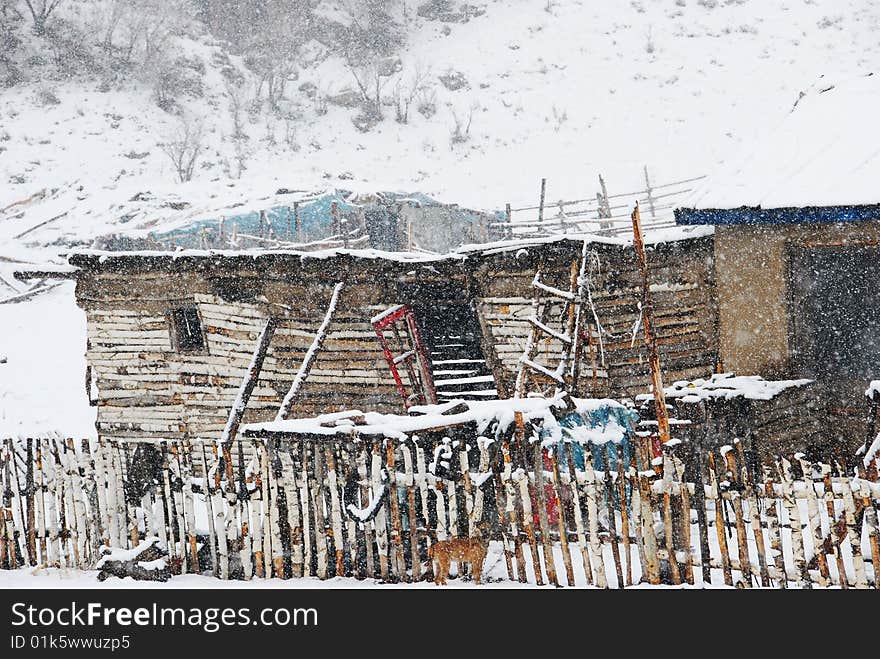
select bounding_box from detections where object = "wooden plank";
[325,446,346,578]
[583,448,609,588]
[777,458,811,589]
[531,441,559,587]
[370,442,390,581]
[386,441,407,582]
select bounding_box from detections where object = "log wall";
[79,271,425,442]
[470,236,718,399]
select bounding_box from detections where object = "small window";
[170,306,205,353]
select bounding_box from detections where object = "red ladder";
[372,304,437,409]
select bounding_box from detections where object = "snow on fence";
[0,435,878,588]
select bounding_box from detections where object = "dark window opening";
[171,306,206,353]
[790,245,880,378]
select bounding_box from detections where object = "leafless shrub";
[346,56,391,122]
[416,86,437,118]
[160,117,204,183]
[449,103,477,146]
[393,63,431,124]
[225,83,249,178]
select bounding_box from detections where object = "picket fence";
[0,435,878,588]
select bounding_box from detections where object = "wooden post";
[762,469,787,588]
[532,441,559,586]
[402,443,421,582]
[735,441,770,587]
[795,455,830,586]
[370,442,390,581]
[298,441,314,577]
[660,452,682,585]
[294,201,302,243]
[386,441,407,581]
[516,464,543,585]
[631,202,670,446]
[286,207,292,241]
[537,178,546,225]
[325,446,345,578]
[821,464,848,588]
[643,165,656,219]
[490,443,516,582]
[777,458,811,589]
[259,210,266,238]
[583,449,609,588]
[25,439,36,565]
[722,447,751,587]
[414,440,433,581]
[669,451,694,585]
[503,444,528,582]
[549,451,575,586]
[856,474,880,589]
[836,465,868,588]
[617,446,633,587]
[597,175,611,230]
[566,449,593,586]
[504,203,512,239]
[707,452,733,586]
[278,446,304,578]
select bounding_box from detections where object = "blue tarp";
[150,189,506,248]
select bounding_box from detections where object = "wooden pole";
[707,452,733,586]
[777,458,811,589]
[821,464,848,588]
[643,165,656,219]
[537,178,546,225]
[735,441,770,587]
[795,455,830,586]
[221,317,279,452]
[276,283,344,421]
[631,202,671,446]
[722,447,751,587]
[566,449,594,586]
[294,201,302,243]
[532,441,559,586]
[617,445,633,587]
[762,469,787,588]
[550,451,575,586]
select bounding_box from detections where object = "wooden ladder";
[514,239,592,400]
[372,304,438,409]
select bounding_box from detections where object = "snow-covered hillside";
[1,0,879,434]
[3,0,878,259]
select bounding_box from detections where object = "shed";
[675,72,880,451]
[24,229,716,445]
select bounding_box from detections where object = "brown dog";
[427,527,489,586]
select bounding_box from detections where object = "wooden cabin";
[60,230,717,444]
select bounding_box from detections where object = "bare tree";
[346,56,392,121]
[160,117,204,183]
[393,63,431,124]
[22,0,63,36]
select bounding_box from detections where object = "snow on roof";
[635,373,814,405]
[677,73,880,220]
[242,396,629,442]
[58,228,712,275]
